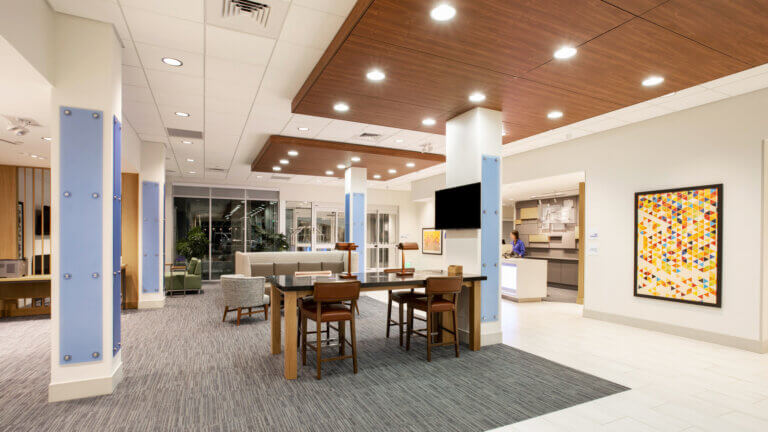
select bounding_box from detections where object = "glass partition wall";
[173,186,279,280]
[285,202,346,252]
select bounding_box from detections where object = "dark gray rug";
[0,283,626,431]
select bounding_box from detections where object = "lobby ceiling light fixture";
[553,46,577,59]
[373,174,381,179]
[279,159,289,164]
[287,150,298,156]
[642,75,665,87]
[175,112,190,117]
[272,166,281,171]
[337,164,346,169]
[388,168,397,174]
[182,140,192,144]
[430,3,456,21]
[468,92,486,103]
[547,110,563,119]
[395,139,404,143]
[422,118,436,126]
[334,102,350,112]
[406,162,415,168]
[162,57,183,67]
[366,69,385,81]
[325,170,334,175]
[42,136,52,141]
[350,156,361,162]
[188,171,196,174]
[186,158,194,162]
[297,127,309,132]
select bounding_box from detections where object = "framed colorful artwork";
[634,184,723,307]
[422,228,443,255]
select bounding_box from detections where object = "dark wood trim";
[291,0,376,112]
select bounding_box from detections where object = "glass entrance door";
[366,210,398,271]
[314,206,344,251]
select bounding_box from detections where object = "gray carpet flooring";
[0,283,626,432]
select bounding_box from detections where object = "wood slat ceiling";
[251,135,445,181]
[292,0,767,144]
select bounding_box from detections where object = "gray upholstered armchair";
[221,274,269,325]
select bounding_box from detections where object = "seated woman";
[509,230,526,257]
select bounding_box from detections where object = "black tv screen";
[435,182,481,229]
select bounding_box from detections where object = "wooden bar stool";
[406,276,462,362]
[386,289,425,346]
[301,280,361,379]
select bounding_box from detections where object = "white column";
[138,141,166,308]
[49,14,122,402]
[445,107,503,346]
[345,167,367,272]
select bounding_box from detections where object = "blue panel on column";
[353,193,365,272]
[142,181,159,293]
[59,106,103,364]
[480,155,500,322]
[344,193,351,243]
[112,116,122,356]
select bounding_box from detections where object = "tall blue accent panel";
[480,155,500,322]
[112,117,122,356]
[59,106,103,364]
[352,193,365,272]
[344,193,351,243]
[142,182,160,293]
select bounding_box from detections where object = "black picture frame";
[633,184,723,308]
[421,228,443,255]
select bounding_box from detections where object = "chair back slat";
[313,280,361,302]
[425,276,462,295]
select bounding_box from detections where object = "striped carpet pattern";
[0,283,626,431]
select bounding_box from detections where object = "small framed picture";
[422,228,443,255]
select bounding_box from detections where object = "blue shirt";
[512,239,526,256]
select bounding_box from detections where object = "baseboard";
[458,328,503,347]
[501,294,542,303]
[48,362,123,402]
[138,299,165,309]
[584,309,768,353]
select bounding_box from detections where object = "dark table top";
[269,270,487,291]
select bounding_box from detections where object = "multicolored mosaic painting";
[634,185,722,307]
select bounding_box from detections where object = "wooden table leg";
[469,280,481,350]
[283,291,298,380]
[270,284,281,355]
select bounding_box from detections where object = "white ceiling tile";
[146,69,204,95]
[205,25,275,65]
[122,65,149,87]
[292,0,357,17]
[205,57,265,93]
[656,89,730,111]
[314,120,368,142]
[50,0,131,40]
[119,0,204,23]
[205,95,253,117]
[138,134,169,144]
[123,101,165,135]
[134,42,204,76]
[154,91,203,111]
[281,114,333,137]
[122,41,141,67]
[205,78,258,102]
[158,107,203,130]
[708,72,768,97]
[122,84,154,104]
[576,117,628,133]
[205,111,248,136]
[279,4,344,50]
[607,103,672,123]
[122,6,204,53]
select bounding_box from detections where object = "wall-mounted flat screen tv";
[435,182,481,229]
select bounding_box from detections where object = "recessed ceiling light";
[325,170,334,175]
[388,168,397,174]
[373,174,381,179]
[42,136,51,141]
[162,57,183,67]
[553,46,577,59]
[366,69,385,81]
[188,171,196,174]
[182,140,192,144]
[406,162,416,168]
[272,166,281,171]
[256,175,263,179]
[336,164,346,169]
[547,110,563,119]
[642,75,664,87]
[175,112,190,117]
[350,156,361,162]
[334,102,350,112]
[502,129,508,136]
[468,92,486,103]
[186,158,194,162]
[37,156,46,160]
[279,159,289,164]
[430,4,456,21]
[422,118,436,126]
[297,127,309,132]
[30,154,38,158]
[395,139,404,143]
[287,150,298,156]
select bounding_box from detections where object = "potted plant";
[176,226,209,261]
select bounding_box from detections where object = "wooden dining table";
[269,271,487,379]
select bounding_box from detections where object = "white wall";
[121,120,141,173]
[0,0,54,83]
[502,87,768,350]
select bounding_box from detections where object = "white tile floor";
[491,300,768,431]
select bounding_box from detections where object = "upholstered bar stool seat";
[386,290,426,346]
[300,301,354,322]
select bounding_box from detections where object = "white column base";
[138,298,165,309]
[458,321,503,346]
[48,361,123,402]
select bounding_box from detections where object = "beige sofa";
[234,251,359,278]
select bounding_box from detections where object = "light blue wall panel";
[142,181,160,293]
[353,192,365,272]
[480,155,500,322]
[344,193,351,243]
[59,106,103,364]
[112,117,122,356]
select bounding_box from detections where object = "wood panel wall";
[0,166,18,259]
[121,173,139,309]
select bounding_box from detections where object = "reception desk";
[501,258,547,302]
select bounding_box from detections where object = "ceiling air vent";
[357,132,381,142]
[206,168,227,173]
[270,174,292,181]
[223,0,270,27]
[167,128,204,140]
